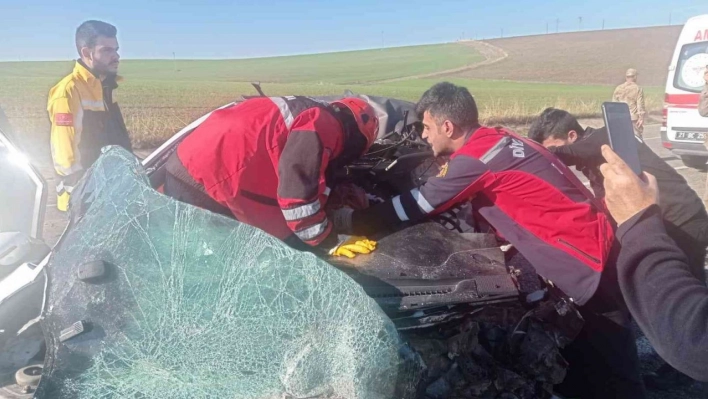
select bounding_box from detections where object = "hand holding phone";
[602,102,642,175]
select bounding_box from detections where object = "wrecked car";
[0,91,583,399]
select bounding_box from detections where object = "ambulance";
[662,14,708,169]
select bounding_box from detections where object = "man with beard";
[47,20,132,212]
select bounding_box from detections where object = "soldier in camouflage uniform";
[700,66,708,208]
[700,65,708,118]
[613,68,646,137]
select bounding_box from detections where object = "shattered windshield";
[37,146,422,398]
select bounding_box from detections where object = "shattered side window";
[38,147,422,398]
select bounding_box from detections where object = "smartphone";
[602,102,642,175]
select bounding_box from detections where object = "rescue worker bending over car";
[337,82,613,306]
[163,96,378,256]
[333,82,646,398]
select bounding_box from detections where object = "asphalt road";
[574,121,707,192]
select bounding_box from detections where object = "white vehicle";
[662,14,708,169]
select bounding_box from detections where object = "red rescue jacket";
[354,126,615,305]
[173,96,349,246]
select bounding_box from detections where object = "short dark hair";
[75,20,117,55]
[415,82,479,129]
[528,108,585,143]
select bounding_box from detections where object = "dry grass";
[450,26,681,86]
[480,93,664,126]
[1,77,664,161]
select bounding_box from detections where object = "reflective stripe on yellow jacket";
[47,60,131,211]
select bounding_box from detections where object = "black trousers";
[163,170,312,251]
[556,308,646,399]
[555,244,647,399]
[163,171,234,218]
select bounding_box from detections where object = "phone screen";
[602,102,642,175]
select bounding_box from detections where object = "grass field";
[0,44,483,84]
[0,36,667,159]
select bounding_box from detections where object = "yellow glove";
[329,236,377,258]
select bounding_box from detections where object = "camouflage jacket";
[613,82,646,121]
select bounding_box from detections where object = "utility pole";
[556,18,560,33]
[578,16,583,31]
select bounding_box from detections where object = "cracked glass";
[37,146,422,399]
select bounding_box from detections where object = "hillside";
[0,43,483,85]
[0,28,673,154]
[449,25,681,86]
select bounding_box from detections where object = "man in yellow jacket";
[47,20,132,211]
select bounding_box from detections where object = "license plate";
[675,131,706,141]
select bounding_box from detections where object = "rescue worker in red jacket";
[163,96,379,255]
[334,82,645,398]
[339,83,614,306]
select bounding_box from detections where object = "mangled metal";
[37,147,423,399]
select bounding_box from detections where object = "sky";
[1,0,708,61]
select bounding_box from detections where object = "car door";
[0,125,47,240]
[0,123,50,398]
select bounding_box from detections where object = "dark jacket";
[616,205,708,381]
[352,126,615,306]
[550,127,707,230]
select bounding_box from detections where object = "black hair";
[75,20,117,55]
[528,108,585,143]
[415,82,478,129]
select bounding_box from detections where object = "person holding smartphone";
[600,144,708,383]
[529,108,708,284]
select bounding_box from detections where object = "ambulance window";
[674,42,708,93]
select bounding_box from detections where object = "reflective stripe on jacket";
[47,60,132,211]
[353,126,615,305]
[171,96,346,246]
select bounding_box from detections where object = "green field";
[0,42,663,155]
[0,44,483,84]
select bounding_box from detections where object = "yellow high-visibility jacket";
[47,60,132,211]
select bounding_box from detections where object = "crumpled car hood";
[37,146,422,399]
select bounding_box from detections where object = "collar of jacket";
[73,59,123,87]
[462,124,482,144]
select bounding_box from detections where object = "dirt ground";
[448,26,681,86]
